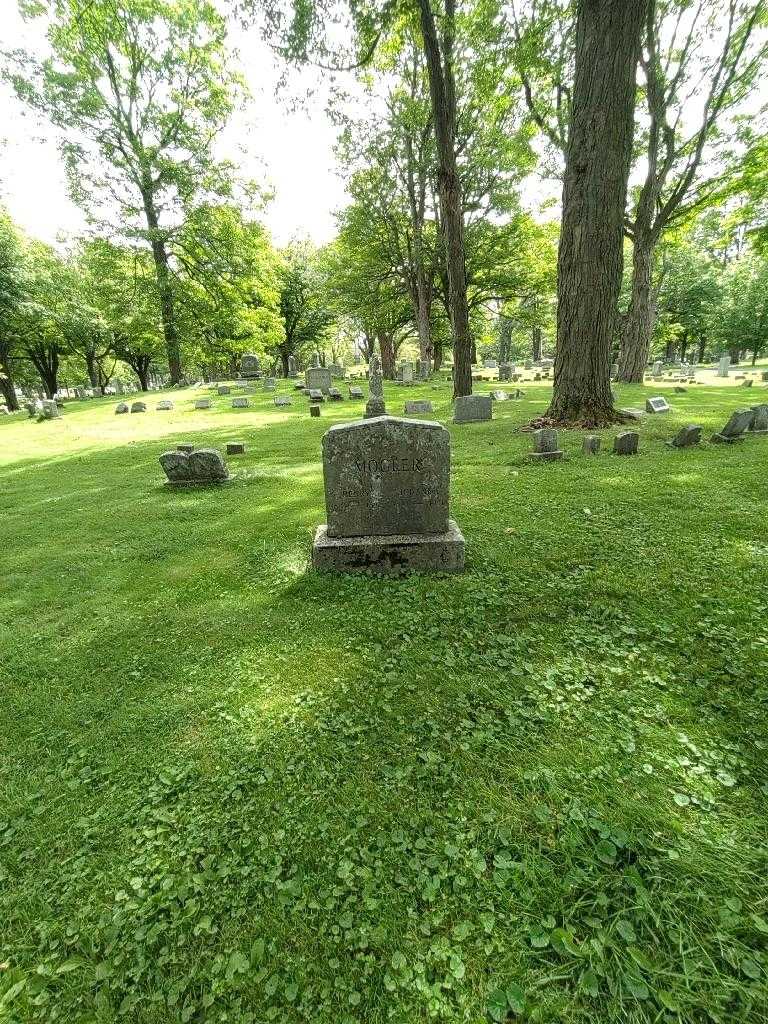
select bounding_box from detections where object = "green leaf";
[741,956,761,979]
[579,968,599,997]
[623,972,649,1000]
[596,839,617,864]
[505,983,525,1014]
[486,987,508,1022]
[615,919,637,943]
[551,927,582,957]
[673,792,690,807]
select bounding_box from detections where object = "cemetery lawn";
[2,379,768,1024]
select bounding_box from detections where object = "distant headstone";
[115,402,130,415]
[614,431,639,455]
[40,399,61,419]
[454,394,492,423]
[194,398,212,410]
[240,353,260,378]
[156,400,173,410]
[404,400,433,414]
[498,364,512,382]
[717,355,730,377]
[288,355,298,376]
[305,366,332,394]
[159,449,229,485]
[674,386,687,394]
[307,388,325,402]
[274,395,292,407]
[761,371,768,382]
[311,352,321,368]
[310,405,321,417]
[530,428,564,461]
[749,404,768,433]
[583,435,601,454]
[711,409,754,443]
[312,416,465,573]
[534,373,542,381]
[131,401,147,413]
[645,396,671,413]
[524,360,533,370]
[398,363,414,384]
[217,385,231,395]
[226,442,245,455]
[483,359,498,369]
[365,356,386,418]
[667,424,702,448]
[177,443,195,453]
[263,377,277,390]
[232,396,249,408]
[741,379,754,388]
[349,385,364,399]
[328,386,344,401]
[490,390,509,401]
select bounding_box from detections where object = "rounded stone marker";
[130,401,147,413]
[226,442,245,455]
[310,405,321,417]
[188,449,229,482]
[115,402,130,414]
[177,443,194,453]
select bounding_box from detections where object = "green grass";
[1,378,767,1024]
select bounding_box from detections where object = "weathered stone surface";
[741,379,754,388]
[160,449,229,484]
[40,399,61,419]
[404,400,433,414]
[365,356,386,418]
[226,442,245,455]
[645,396,671,413]
[217,385,231,395]
[232,396,249,408]
[454,394,492,423]
[322,416,450,538]
[307,389,324,402]
[583,435,601,454]
[310,405,321,417]
[194,398,211,409]
[115,402,130,414]
[349,386,364,399]
[240,353,260,377]
[667,424,702,448]
[159,451,193,482]
[274,396,292,406]
[177,443,195,453]
[749,404,768,433]
[614,431,639,455]
[305,367,332,394]
[490,391,509,402]
[156,400,173,410]
[674,386,687,394]
[498,364,512,382]
[263,377,277,390]
[712,409,754,443]
[530,428,563,461]
[328,387,344,401]
[130,401,147,413]
[717,355,730,377]
[312,521,465,573]
[483,359,498,369]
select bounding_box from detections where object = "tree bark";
[27,345,59,398]
[532,325,542,363]
[0,348,19,411]
[378,331,396,379]
[618,229,655,382]
[417,0,472,399]
[547,0,646,426]
[697,336,706,363]
[141,184,182,385]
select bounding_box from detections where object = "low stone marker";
[749,404,768,433]
[483,359,498,369]
[177,443,195,453]
[306,366,332,395]
[226,442,245,455]
[530,428,564,461]
[454,394,492,423]
[328,387,344,401]
[310,405,321,417]
[40,399,61,419]
[741,379,754,388]
[349,385,364,399]
[614,431,639,455]
[131,401,147,413]
[274,396,292,407]
[583,435,601,454]
[217,385,231,395]
[711,409,754,444]
[667,424,702,448]
[156,400,173,410]
[646,396,670,413]
[404,400,433,414]
[232,397,249,408]
[159,448,229,485]
[490,391,509,402]
[761,371,768,382]
[115,402,130,414]
[194,398,212,410]
[674,386,687,394]
[312,416,465,573]
[498,364,512,382]
[264,377,277,390]
[294,382,306,390]
[308,388,325,402]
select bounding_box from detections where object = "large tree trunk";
[0,348,19,411]
[378,331,396,379]
[547,0,646,426]
[697,336,706,363]
[141,185,182,386]
[532,325,542,362]
[27,345,59,398]
[85,350,99,389]
[413,271,433,366]
[433,335,443,371]
[617,229,655,382]
[418,0,472,399]
[279,349,290,377]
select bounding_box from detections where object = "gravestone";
[741,379,754,388]
[310,405,321,417]
[274,395,292,407]
[534,373,542,381]
[156,400,173,411]
[398,363,414,384]
[674,386,687,394]
[454,394,492,423]
[177,443,195,453]
[652,361,663,376]
[761,371,768,382]
[483,359,498,370]
[749,404,768,433]
[404,400,433,414]
[311,352,321,368]
[232,397,249,408]
[194,398,212,410]
[308,388,325,402]
[226,442,245,455]
[646,396,671,413]
[491,390,509,401]
[305,366,332,394]
[530,428,564,461]
[264,377,277,390]
[614,431,639,455]
[328,387,344,401]
[365,356,386,418]
[349,385,364,399]
[288,355,298,376]
[583,435,601,454]
[294,382,306,390]
[312,416,465,573]
[115,402,130,414]
[711,409,754,444]
[40,399,61,419]
[131,401,147,413]
[717,355,730,377]
[240,353,260,378]
[159,448,229,485]
[667,425,702,448]
[524,360,533,370]
[498,364,512,382]
[217,385,231,395]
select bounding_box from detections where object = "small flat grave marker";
[614,431,639,455]
[583,435,601,454]
[404,400,433,414]
[194,398,212,410]
[667,425,702,448]
[454,394,492,423]
[646,396,670,413]
[711,409,754,443]
[226,442,245,455]
[530,428,564,461]
[232,397,249,408]
[274,396,292,407]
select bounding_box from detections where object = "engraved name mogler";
[353,456,424,474]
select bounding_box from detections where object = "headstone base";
[529,450,564,461]
[710,433,742,444]
[312,520,465,574]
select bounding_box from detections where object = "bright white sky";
[0,4,350,248]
